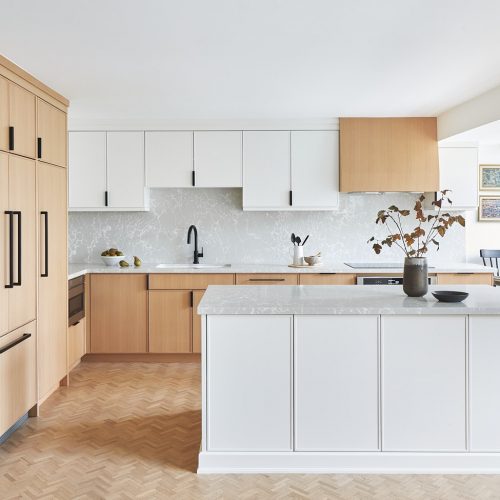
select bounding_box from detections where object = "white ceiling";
[2,0,500,122]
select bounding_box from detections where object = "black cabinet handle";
[8,126,14,150]
[248,278,286,282]
[13,211,21,287]
[41,211,49,277]
[37,137,42,159]
[0,333,31,355]
[192,171,196,187]
[190,290,194,307]
[289,190,293,206]
[4,211,14,288]
[105,191,108,207]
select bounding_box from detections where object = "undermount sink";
[156,263,231,269]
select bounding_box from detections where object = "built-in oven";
[68,275,85,326]
[357,276,437,285]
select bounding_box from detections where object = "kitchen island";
[198,285,500,473]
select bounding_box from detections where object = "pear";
[119,260,129,268]
[133,256,142,267]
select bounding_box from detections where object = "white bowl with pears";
[101,248,125,266]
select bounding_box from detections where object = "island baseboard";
[198,451,500,474]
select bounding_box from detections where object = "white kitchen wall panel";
[194,131,242,187]
[106,132,146,209]
[69,132,107,208]
[291,131,339,209]
[206,315,292,451]
[145,131,193,187]
[294,315,379,451]
[243,131,291,210]
[438,145,478,209]
[382,315,466,452]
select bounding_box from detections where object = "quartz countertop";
[198,285,500,315]
[68,262,494,280]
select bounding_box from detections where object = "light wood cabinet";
[299,273,356,285]
[0,76,8,151]
[149,290,192,353]
[148,273,233,290]
[0,320,37,436]
[7,155,37,332]
[339,117,439,192]
[90,274,148,353]
[37,98,67,167]
[8,81,36,159]
[192,290,204,353]
[68,318,86,370]
[0,154,8,336]
[437,273,493,285]
[38,162,68,400]
[236,273,298,285]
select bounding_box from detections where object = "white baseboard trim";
[198,451,500,474]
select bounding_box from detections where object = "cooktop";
[345,262,435,269]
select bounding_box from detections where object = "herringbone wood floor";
[2,362,500,499]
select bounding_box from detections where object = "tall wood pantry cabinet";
[0,54,69,436]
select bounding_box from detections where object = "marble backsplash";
[68,189,466,265]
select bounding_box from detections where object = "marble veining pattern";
[69,189,466,265]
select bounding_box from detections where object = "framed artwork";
[479,164,500,190]
[479,196,500,221]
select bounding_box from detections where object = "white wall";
[466,145,500,264]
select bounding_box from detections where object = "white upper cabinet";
[69,132,107,209]
[107,132,146,209]
[291,131,339,209]
[438,145,478,209]
[243,131,291,209]
[194,131,242,187]
[69,131,147,211]
[145,131,193,188]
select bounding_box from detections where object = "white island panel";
[206,315,292,451]
[382,315,466,452]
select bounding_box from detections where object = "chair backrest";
[480,249,500,275]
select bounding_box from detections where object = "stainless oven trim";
[357,276,437,285]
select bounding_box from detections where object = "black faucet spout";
[187,225,203,264]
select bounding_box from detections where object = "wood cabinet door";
[0,320,37,436]
[192,290,205,353]
[242,131,290,209]
[194,131,242,187]
[206,315,292,451]
[295,315,379,451]
[37,99,67,167]
[68,132,107,208]
[0,76,8,152]
[90,274,148,353]
[8,82,36,159]
[437,273,493,285]
[0,153,8,335]
[8,156,36,332]
[106,131,146,208]
[149,290,192,353]
[291,131,339,209]
[37,162,68,400]
[145,131,193,187]
[235,273,298,285]
[68,318,86,370]
[382,315,466,451]
[299,273,356,285]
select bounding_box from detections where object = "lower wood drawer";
[68,318,86,370]
[236,274,298,285]
[437,273,493,285]
[149,273,234,290]
[300,274,357,285]
[0,321,37,436]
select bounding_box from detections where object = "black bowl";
[432,291,469,303]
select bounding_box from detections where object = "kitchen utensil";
[302,235,309,246]
[432,290,469,303]
[291,233,296,246]
[295,236,301,246]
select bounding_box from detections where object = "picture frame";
[479,196,500,221]
[479,164,500,190]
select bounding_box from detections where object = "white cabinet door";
[145,131,193,187]
[295,315,379,451]
[291,131,339,209]
[107,132,146,209]
[438,146,478,209]
[382,315,466,451]
[69,132,107,208]
[243,131,290,210]
[207,315,292,451]
[469,316,500,451]
[194,131,242,187]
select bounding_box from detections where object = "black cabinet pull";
[105,191,108,207]
[192,171,196,187]
[248,278,286,282]
[4,211,14,288]
[13,211,21,286]
[41,211,49,277]
[8,126,14,150]
[0,333,31,355]
[37,137,42,159]
[289,190,293,206]
[190,290,194,307]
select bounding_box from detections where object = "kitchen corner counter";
[68,262,495,280]
[198,284,500,315]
